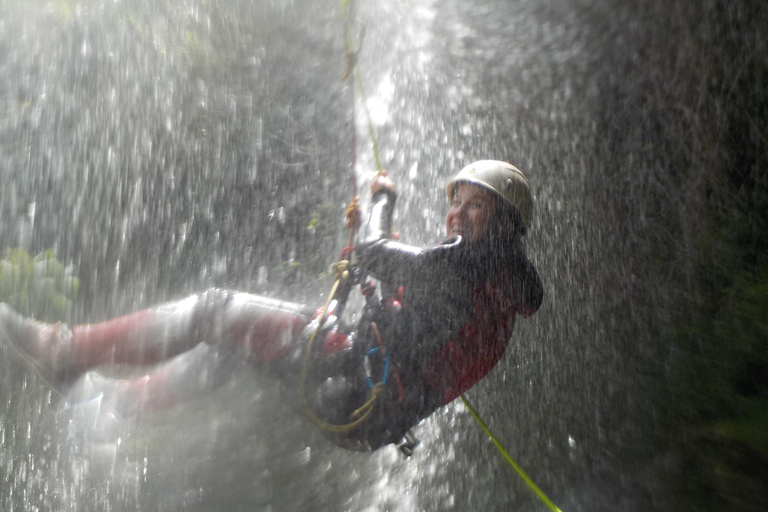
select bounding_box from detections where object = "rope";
[460,395,563,512]
[296,0,396,437]
[341,0,383,174]
[341,0,358,200]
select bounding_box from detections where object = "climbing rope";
[297,0,400,436]
[460,395,563,512]
[341,0,383,174]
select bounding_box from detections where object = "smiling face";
[445,183,499,243]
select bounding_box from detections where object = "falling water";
[2,0,767,511]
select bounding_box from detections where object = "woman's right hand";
[370,170,395,196]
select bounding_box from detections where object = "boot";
[0,302,75,379]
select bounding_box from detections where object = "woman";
[0,160,542,452]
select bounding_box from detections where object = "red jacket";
[422,265,539,404]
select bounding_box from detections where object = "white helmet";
[446,160,533,229]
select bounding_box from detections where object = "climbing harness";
[297,254,396,439]
[298,254,402,438]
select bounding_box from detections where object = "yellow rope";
[341,0,384,173]
[460,395,563,512]
[295,0,394,437]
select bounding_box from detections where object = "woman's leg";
[1,290,314,378]
[220,292,314,363]
[68,343,239,417]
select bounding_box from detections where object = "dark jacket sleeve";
[361,237,469,287]
[358,188,465,287]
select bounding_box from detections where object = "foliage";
[0,247,79,322]
[51,0,73,21]
[657,0,768,468]
[673,260,768,424]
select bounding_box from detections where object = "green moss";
[0,247,79,322]
[51,0,73,22]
